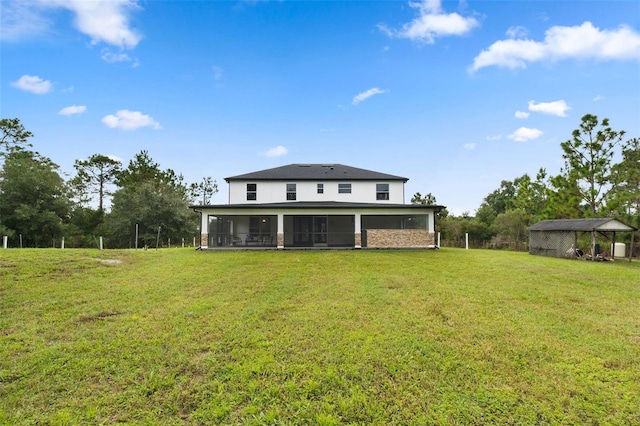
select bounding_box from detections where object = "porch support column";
[277,213,284,249]
[200,211,208,249]
[354,213,362,249]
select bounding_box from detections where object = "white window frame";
[338,183,351,194]
[376,183,389,200]
[286,183,297,200]
[247,183,257,201]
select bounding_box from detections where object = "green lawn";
[1,248,639,425]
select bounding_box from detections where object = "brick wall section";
[200,233,208,247]
[366,229,435,248]
[277,233,284,247]
[355,233,361,247]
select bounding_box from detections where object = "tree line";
[413,114,639,249]
[0,118,217,248]
[2,114,637,249]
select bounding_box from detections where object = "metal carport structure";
[528,218,637,261]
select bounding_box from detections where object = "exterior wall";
[529,231,575,258]
[365,229,435,248]
[229,180,404,204]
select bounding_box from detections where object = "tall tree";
[106,150,196,248]
[189,177,219,205]
[116,150,185,192]
[411,191,448,219]
[475,177,522,226]
[0,118,33,157]
[0,150,70,246]
[545,174,583,219]
[560,114,625,216]
[71,154,122,212]
[106,181,197,248]
[608,137,640,226]
[513,168,549,224]
[411,192,437,205]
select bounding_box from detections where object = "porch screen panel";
[362,215,429,231]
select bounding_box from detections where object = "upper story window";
[376,183,389,200]
[317,183,324,194]
[338,183,351,194]
[287,183,297,200]
[247,183,257,201]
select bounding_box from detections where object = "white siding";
[229,180,404,204]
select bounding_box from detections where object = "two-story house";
[191,163,444,249]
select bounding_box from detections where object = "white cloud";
[379,0,479,43]
[0,1,52,41]
[593,94,604,101]
[41,0,142,49]
[486,134,502,141]
[463,143,476,151]
[2,0,141,49]
[10,74,52,94]
[471,21,640,72]
[102,110,161,130]
[58,105,87,116]
[508,127,543,142]
[101,49,138,66]
[528,100,571,117]
[506,26,528,39]
[515,110,530,119]
[352,87,386,105]
[264,145,288,157]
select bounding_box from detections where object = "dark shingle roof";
[528,218,636,232]
[225,164,408,182]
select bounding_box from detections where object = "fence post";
[61,237,65,249]
[437,232,441,248]
[3,236,7,249]
[465,233,469,250]
[99,236,104,250]
[182,238,185,248]
[193,237,196,247]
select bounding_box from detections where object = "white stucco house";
[191,164,444,249]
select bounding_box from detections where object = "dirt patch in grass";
[77,311,123,323]
[95,259,124,265]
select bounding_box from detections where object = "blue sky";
[2,0,639,214]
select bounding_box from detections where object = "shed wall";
[529,230,575,258]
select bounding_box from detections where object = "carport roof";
[528,218,637,232]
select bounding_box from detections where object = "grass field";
[1,248,639,425]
